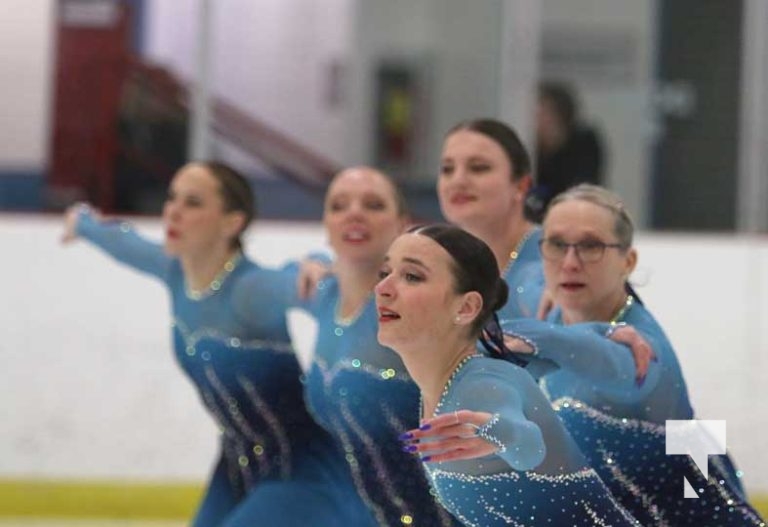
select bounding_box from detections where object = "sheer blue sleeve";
[569,321,663,396]
[276,255,334,317]
[501,319,662,394]
[76,209,171,281]
[502,262,545,319]
[451,370,546,471]
[228,265,303,338]
[269,261,304,307]
[272,253,330,316]
[303,251,333,265]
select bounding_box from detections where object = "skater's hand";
[62,203,98,244]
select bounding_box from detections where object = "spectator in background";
[526,81,605,222]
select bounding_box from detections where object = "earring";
[454,315,461,324]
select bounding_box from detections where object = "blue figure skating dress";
[296,276,461,526]
[76,211,373,527]
[423,354,641,527]
[498,227,545,321]
[501,299,765,526]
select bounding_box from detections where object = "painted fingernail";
[420,455,432,462]
[399,432,414,440]
[402,445,418,453]
[419,423,432,431]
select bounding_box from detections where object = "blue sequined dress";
[76,211,373,527]
[498,227,545,321]
[295,276,461,527]
[423,355,640,527]
[501,302,765,526]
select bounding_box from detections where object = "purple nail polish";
[419,423,432,431]
[399,432,414,440]
[420,455,432,462]
[402,445,418,453]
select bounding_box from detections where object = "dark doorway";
[652,0,743,230]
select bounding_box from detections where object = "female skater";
[418,185,765,526]
[62,161,371,527]
[291,166,461,526]
[376,224,640,526]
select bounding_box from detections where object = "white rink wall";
[1,215,766,494]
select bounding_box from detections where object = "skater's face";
[438,130,528,231]
[542,199,636,323]
[375,232,481,354]
[162,164,245,257]
[324,167,407,266]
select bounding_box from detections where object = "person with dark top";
[527,81,604,222]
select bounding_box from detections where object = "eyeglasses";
[538,238,626,263]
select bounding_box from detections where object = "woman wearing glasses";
[436,119,653,378]
[500,184,763,525]
[431,121,762,523]
[438,119,645,349]
[377,224,641,526]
